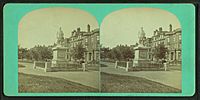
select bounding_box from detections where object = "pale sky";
[100,8,181,48]
[18,7,99,49]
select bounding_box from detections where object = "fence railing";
[33,61,51,72]
[114,61,130,71]
[114,60,168,72]
[101,59,116,63]
[33,60,98,72]
[18,59,34,63]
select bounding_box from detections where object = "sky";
[100,8,181,48]
[18,7,99,49]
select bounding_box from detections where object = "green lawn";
[18,73,99,92]
[168,64,182,71]
[101,72,181,93]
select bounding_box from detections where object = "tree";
[120,45,134,60]
[110,45,134,61]
[111,48,121,60]
[152,43,168,62]
[18,45,28,60]
[18,45,22,59]
[71,43,86,61]
[25,49,32,60]
[100,44,135,61]
[100,47,110,59]
[18,44,54,61]
[30,47,41,61]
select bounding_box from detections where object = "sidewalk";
[18,62,100,89]
[101,62,181,89]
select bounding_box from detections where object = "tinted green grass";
[18,73,99,92]
[101,72,181,93]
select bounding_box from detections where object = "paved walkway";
[18,62,100,89]
[101,62,181,89]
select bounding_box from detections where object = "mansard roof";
[173,28,181,33]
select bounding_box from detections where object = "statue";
[52,27,67,68]
[56,27,64,46]
[138,27,146,46]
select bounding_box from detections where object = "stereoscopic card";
[3,3,196,97]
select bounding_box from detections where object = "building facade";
[139,24,181,64]
[57,24,100,63]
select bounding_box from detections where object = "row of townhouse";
[140,24,181,64]
[60,24,100,63]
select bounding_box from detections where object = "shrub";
[18,64,26,68]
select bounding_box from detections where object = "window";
[66,55,69,59]
[85,38,88,42]
[97,36,100,41]
[171,52,174,60]
[91,37,93,42]
[179,35,181,40]
[174,37,176,42]
[89,53,92,61]
[178,52,181,60]
[96,53,99,60]
[79,35,81,39]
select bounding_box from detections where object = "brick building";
[139,24,181,64]
[58,24,100,63]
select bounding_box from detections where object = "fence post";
[115,61,118,68]
[164,63,167,71]
[126,61,129,72]
[132,60,136,67]
[44,62,51,72]
[82,63,86,71]
[133,63,135,67]
[33,61,36,69]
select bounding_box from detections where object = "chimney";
[72,30,76,36]
[87,24,90,32]
[169,24,172,32]
[159,27,162,32]
[77,27,80,33]
[154,31,156,35]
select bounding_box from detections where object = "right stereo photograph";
[100,8,182,93]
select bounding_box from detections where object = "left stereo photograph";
[18,7,100,93]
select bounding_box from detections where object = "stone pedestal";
[133,44,150,67]
[51,45,67,67]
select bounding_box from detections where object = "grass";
[100,64,108,67]
[18,73,99,93]
[168,64,182,71]
[86,64,100,71]
[18,64,26,68]
[101,72,181,93]
[35,61,45,68]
